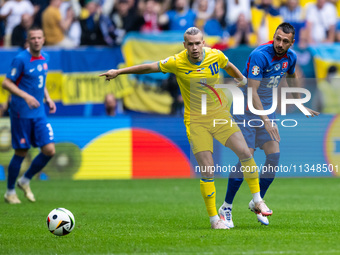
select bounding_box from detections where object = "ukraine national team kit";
[235,40,297,148]
[7,49,54,149]
[159,47,262,222]
[159,47,240,154]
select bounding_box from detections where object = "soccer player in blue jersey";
[2,27,56,204]
[219,23,319,227]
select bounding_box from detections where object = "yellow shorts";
[184,110,241,154]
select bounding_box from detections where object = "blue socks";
[225,161,243,204]
[225,152,280,204]
[24,153,52,179]
[260,152,280,198]
[7,155,25,190]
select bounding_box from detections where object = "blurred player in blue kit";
[2,27,56,204]
[219,23,319,227]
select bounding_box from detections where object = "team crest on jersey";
[282,61,288,69]
[196,68,205,72]
[37,64,43,72]
[161,58,169,64]
[252,65,260,76]
[43,63,48,70]
[11,68,17,76]
[275,63,280,71]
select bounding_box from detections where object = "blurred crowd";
[0,0,339,117]
[0,0,339,49]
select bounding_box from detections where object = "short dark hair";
[276,23,295,40]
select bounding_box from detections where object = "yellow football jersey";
[159,47,229,120]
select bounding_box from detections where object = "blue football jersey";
[7,49,49,118]
[241,41,297,106]
[167,9,196,31]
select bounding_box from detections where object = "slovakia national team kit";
[233,41,297,148]
[7,49,54,149]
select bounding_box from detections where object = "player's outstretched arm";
[286,73,320,117]
[248,78,281,142]
[44,87,56,114]
[223,62,247,87]
[99,62,161,81]
[2,78,40,109]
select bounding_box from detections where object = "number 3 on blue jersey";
[38,75,44,88]
[209,62,219,75]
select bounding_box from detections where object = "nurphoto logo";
[200,85,312,128]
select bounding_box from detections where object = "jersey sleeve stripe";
[15,72,24,86]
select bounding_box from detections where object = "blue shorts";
[233,111,277,150]
[10,116,54,149]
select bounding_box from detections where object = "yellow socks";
[240,156,260,194]
[200,178,218,217]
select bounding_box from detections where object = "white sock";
[252,192,262,203]
[210,215,220,224]
[6,189,16,195]
[222,201,232,210]
[18,176,30,185]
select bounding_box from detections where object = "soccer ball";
[47,208,75,236]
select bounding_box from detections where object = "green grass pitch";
[1,178,340,255]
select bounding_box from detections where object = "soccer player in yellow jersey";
[100,27,273,229]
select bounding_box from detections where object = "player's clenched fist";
[99,69,119,81]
